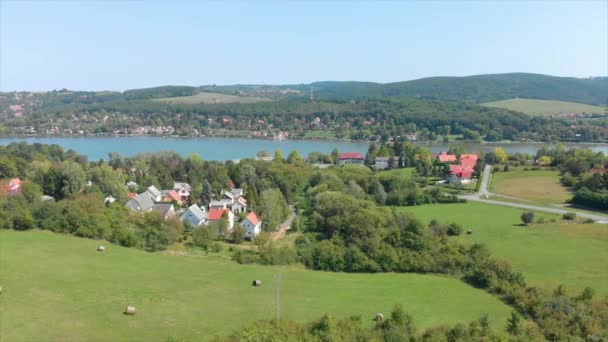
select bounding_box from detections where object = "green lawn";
[481,98,607,116]
[491,170,572,204]
[0,230,512,342]
[404,202,608,295]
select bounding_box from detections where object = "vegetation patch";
[492,170,572,204]
[153,91,272,104]
[482,98,607,116]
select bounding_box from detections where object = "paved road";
[459,165,608,223]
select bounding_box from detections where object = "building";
[151,203,176,221]
[459,154,479,167]
[435,152,457,163]
[207,208,235,232]
[240,212,262,239]
[161,190,181,205]
[173,182,191,201]
[125,193,155,212]
[337,152,365,165]
[180,204,207,227]
[374,156,391,170]
[145,185,162,202]
[448,164,474,184]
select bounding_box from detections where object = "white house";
[240,212,262,239]
[180,204,207,227]
[207,208,235,233]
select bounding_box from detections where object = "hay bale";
[0,286,3,295]
[97,245,105,252]
[374,313,384,322]
[466,230,473,235]
[124,306,136,315]
[252,280,262,287]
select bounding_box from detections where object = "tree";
[20,182,42,203]
[230,225,246,244]
[505,311,521,335]
[330,148,339,164]
[286,150,302,164]
[494,147,508,164]
[192,227,210,254]
[520,212,534,226]
[274,149,283,162]
[258,189,290,231]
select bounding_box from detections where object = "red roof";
[208,208,229,221]
[165,190,180,202]
[245,212,261,226]
[338,152,364,160]
[128,192,137,199]
[437,154,457,163]
[449,164,473,179]
[9,178,21,187]
[459,154,479,166]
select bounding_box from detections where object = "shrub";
[520,212,534,226]
[562,212,576,220]
[447,223,463,236]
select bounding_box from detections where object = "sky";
[1,1,607,91]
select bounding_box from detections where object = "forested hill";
[202,73,608,106]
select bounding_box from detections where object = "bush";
[562,212,576,220]
[583,218,595,224]
[210,242,223,253]
[503,165,510,172]
[520,212,534,226]
[447,223,463,236]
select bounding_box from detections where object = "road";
[270,206,296,241]
[459,165,608,223]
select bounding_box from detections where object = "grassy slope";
[481,98,607,116]
[404,202,608,295]
[0,230,511,342]
[153,92,272,104]
[491,170,572,204]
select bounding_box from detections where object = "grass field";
[481,98,607,116]
[0,230,512,341]
[154,91,272,104]
[491,170,572,204]
[404,202,608,295]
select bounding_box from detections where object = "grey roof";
[173,182,191,191]
[152,203,174,218]
[231,188,244,197]
[133,193,155,211]
[40,195,55,201]
[375,157,390,161]
[182,204,207,221]
[146,185,161,198]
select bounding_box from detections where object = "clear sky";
[1,1,607,91]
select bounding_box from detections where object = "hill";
[481,98,608,116]
[153,91,272,104]
[201,73,608,106]
[0,230,512,341]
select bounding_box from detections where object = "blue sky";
[1,1,607,91]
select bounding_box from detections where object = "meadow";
[154,91,272,104]
[0,230,512,342]
[481,98,607,116]
[405,202,608,295]
[491,170,571,204]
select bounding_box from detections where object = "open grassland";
[404,202,608,295]
[491,170,572,204]
[481,98,607,116]
[153,91,272,104]
[0,230,511,342]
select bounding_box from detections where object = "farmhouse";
[180,204,207,227]
[240,212,262,239]
[337,152,365,165]
[207,208,235,232]
[448,164,474,184]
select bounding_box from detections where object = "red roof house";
[436,152,457,163]
[337,152,365,165]
[207,207,235,232]
[448,165,474,183]
[459,154,479,167]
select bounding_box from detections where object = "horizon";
[1,1,607,91]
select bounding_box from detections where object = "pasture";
[481,98,607,116]
[0,230,511,342]
[154,91,272,104]
[491,170,572,204]
[405,202,608,295]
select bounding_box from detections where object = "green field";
[481,98,607,116]
[405,202,608,295]
[491,170,572,204]
[154,91,272,104]
[0,230,512,341]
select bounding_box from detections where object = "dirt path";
[270,206,296,241]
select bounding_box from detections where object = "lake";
[1,136,608,161]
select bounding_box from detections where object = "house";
[209,199,232,210]
[231,188,244,198]
[448,164,474,184]
[459,154,479,167]
[180,204,208,227]
[127,192,137,199]
[145,185,162,202]
[231,197,247,214]
[374,156,391,170]
[161,190,181,205]
[240,212,262,239]
[173,182,191,201]
[337,152,365,165]
[8,178,22,195]
[125,192,155,212]
[435,152,457,163]
[151,203,176,221]
[207,208,235,232]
